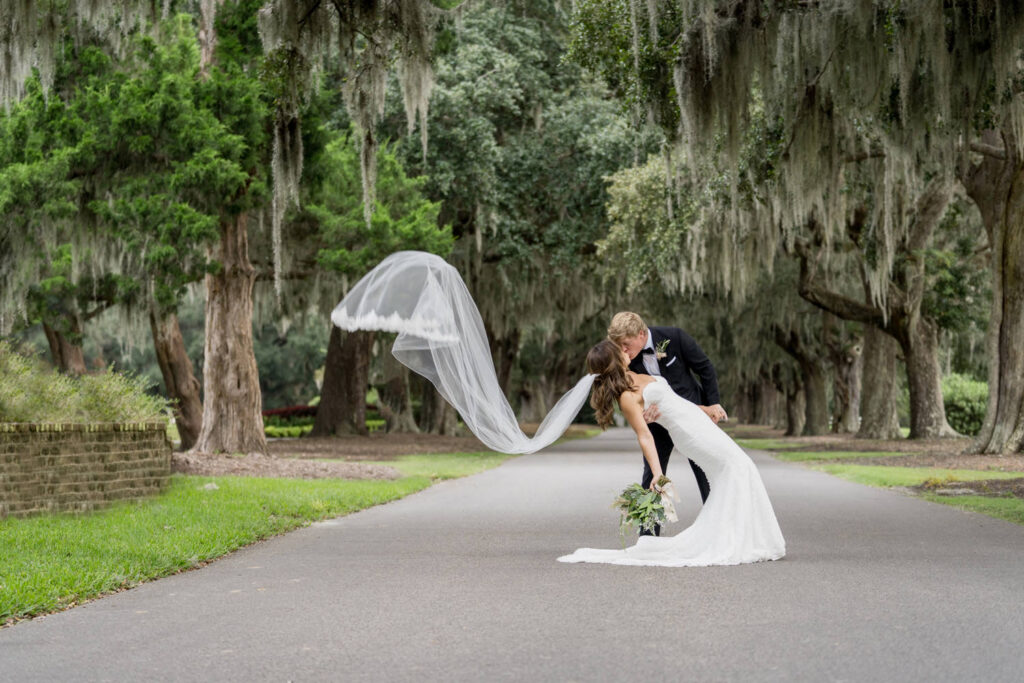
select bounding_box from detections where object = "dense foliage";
[0,341,168,423]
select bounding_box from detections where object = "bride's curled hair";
[588,339,635,429]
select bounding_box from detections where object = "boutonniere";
[655,339,670,360]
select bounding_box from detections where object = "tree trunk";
[826,323,862,434]
[857,325,903,439]
[785,384,806,437]
[753,376,782,426]
[191,213,266,455]
[489,328,520,394]
[312,325,373,437]
[734,381,755,424]
[517,380,550,423]
[42,321,86,375]
[377,362,419,434]
[417,376,458,435]
[150,309,203,450]
[800,358,830,435]
[894,315,958,439]
[774,325,829,435]
[749,376,778,423]
[961,129,1024,454]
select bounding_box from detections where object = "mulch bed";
[172,431,490,480]
[265,432,486,460]
[172,452,402,480]
[915,478,1024,498]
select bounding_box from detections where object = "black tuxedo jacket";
[628,326,721,406]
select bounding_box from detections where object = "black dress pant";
[639,422,710,537]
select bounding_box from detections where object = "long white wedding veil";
[331,251,596,454]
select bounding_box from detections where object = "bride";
[557,340,786,567]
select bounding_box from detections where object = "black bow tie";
[641,348,655,355]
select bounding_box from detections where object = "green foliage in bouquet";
[613,476,672,540]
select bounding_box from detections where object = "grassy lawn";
[773,450,905,462]
[815,464,1024,488]
[815,463,1024,526]
[923,494,1024,526]
[0,452,510,624]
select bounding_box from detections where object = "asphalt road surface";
[3,428,1024,682]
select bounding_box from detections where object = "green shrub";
[264,425,313,438]
[0,341,168,424]
[262,421,386,438]
[263,415,315,428]
[942,373,987,436]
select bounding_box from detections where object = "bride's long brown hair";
[588,339,635,429]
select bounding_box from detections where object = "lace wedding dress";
[558,376,786,567]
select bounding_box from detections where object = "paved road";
[3,429,1024,682]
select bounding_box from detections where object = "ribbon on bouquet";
[654,478,679,523]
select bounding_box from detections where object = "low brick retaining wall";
[0,422,171,519]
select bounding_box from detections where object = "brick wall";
[0,422,171,519]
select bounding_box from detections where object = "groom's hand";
[642,405,660,423]
[701,404,728,423]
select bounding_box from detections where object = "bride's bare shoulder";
[620,372,654,404]
[626,371,656,390]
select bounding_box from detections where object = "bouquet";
[612,475,678,541]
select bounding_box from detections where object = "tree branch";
[906,175,954,251]
[970,140,1006,160]
[796,248,888,330]
[844,149,886,163]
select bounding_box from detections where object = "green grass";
[817,464,1024,526]
[923,494,1024,526]
[773,450,905,462]
[815,464,1024,488]
[734,438,797,451]
[0,451,510,624]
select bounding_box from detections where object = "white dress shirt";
[642,328,661,376]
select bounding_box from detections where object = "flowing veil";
[331,251,595,454]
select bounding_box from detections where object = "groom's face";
[618,330,647,361]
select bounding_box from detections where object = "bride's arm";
[619,391,663,487]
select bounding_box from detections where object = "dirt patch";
[264,432,487,461]
[172,452,402,480]
[845,453,1024,471]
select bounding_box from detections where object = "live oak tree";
[2,0,448,448]
[571,0,1024,449]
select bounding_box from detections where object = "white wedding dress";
[558,376,786,567]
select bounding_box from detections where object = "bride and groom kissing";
[556,311,785,567]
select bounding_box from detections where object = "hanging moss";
[572,1,1024,304]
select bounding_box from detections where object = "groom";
[608,311,728,536]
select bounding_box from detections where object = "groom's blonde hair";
[607,311,646,342]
